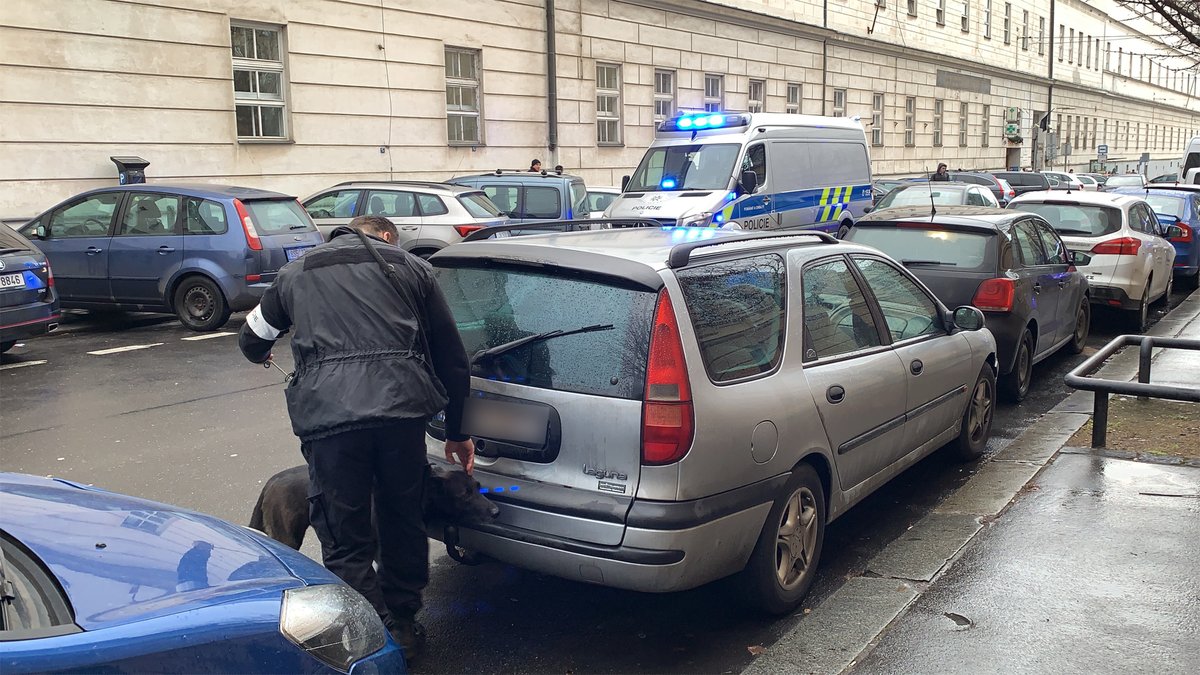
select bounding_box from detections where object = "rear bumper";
[0,304,60,342]
[1088,285,1137,310]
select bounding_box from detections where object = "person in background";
[554,164,564,174]
[529,159,542,172]
[930,163,951,181]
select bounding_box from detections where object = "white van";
[1183,136,1200,183]
[607,113,872,236]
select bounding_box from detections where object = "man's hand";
[444,439,476,474]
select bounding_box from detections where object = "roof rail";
[486,168,567,177]
[331,180,450,188]
[462,217,661,242]
[667,230,837,268]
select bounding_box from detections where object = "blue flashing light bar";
[660,112,751,133]
[660,177,677,189]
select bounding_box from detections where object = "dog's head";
[427,466,501,524]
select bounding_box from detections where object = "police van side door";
[770,141,816,230]
[732,143,777,230]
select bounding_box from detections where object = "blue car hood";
[0,473,307,631]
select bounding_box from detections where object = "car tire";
[1,340,15,354]
[836,222,851,239]
[948,365,996,462]
[1066,296,1091,355]
[1154,273,1173,306]
[999,329,1034,402]
[1182,272,1200,291]
[1126,282,1149,333]
[173,276,231,332]
[739,463,826,615]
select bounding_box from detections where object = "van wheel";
[836,222,851,239]
[999,329,1033,402]
[948,365,996,462]
[739,464,826,615]
[173,276,231,332]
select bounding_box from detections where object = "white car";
[1008,191,1180,330]
[1075,175,1102,192]
[1105,174,1149,189]
[1043,171,1086,192]
[585,186,621,219]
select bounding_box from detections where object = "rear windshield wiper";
[0,247,30,255]
[1054,228,1095,235]
[901,259,958,266]
[471,324,615,364]
[288,224,309,230]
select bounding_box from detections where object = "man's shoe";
[390,619,427,662]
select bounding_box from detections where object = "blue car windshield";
[1143,194,1185,219]
[627,144,739,192]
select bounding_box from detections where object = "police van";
[607,112,872,236]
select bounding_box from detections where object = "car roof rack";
[667,230,837,268]
[331,180,451,189]
[462,217,661,242]
[478,168,571,177]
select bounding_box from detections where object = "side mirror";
[621,175,630,191]
[952,305,986,332]
[33,224,48,240]
[1164,225,1185,240]
[741,170,759,194]
[1068,250,1093,266]
[863,206,874,214]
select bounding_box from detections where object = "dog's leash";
[264,359,294,382]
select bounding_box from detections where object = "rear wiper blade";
[472,324,615,364]
[1054,228,1094,235]
[0,247,29,255]
[289,224,309,230]
[901,259,958,266]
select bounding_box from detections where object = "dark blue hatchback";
[18,184,324,330]
[0,226,59,353]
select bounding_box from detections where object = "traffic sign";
[1063,142,1073,157]
[1098,144,1108,161]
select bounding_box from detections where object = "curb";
[743,289,1200,675]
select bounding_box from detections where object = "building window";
[444,47,482,145]
[907,0,918,17]
[704,74,724,112]
[1003,4,1011,45]
[786,83,802,114]
[934,99,944,147]
[871,92,884,146]
[984,0,992,39]
[961,0,970,33]
[1086,35,1091,68]
[654,70,675,122]
[748,79,765,113]
[832,88,846,117]
[905,96,916,146]
[1096,38,1101,70]
[1021,10,1028,50]
[1038,17,1045,56]
[231,23,287,140]
[982,104,990,147]
[1077,33,1083,64]
[1068,29,1074,63]
[1118,47,1123,74]
[877,0,886,7]
[1058,25,1064,62]
[960,100,969,145]
[937,0,946,26]
[596,63,622,145]
[1106,41,1111,70]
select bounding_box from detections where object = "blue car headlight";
[279,584,387,672]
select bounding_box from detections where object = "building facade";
[2,0,1199,218]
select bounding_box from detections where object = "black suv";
[993,171,1052,196]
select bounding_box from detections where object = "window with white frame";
[786,83,802,114]
[1058,25,1064,61]
[832,88,846,117]
[933,99,944,146]
[907,0,918,17]
[231,23,287,140]
[1038,17,1045,56]
[958,101,968,147]
[654,70,675,122]
[984,0,992,39]
[445,47,482,144]
[748,79,764,113]
[961,0,970,32]
[1003,3,1011,45]
[704,74,724,112]
[1021,10,1028,50]
[596,63,622,145]
[1068,28,1074,63]
[905,96,916,146]
[871,93,884,146]
[1085,35,1091,68]
[877,0,885,7]
[1077,32,1083,64]
[982,104,990,147]
[937,0,946,26]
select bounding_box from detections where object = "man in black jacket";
[238,215,473,658]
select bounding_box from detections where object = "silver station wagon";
[426,228,997,613]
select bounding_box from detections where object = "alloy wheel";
[775,487,819,591]
[968,375,994,443]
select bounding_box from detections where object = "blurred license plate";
[285,246,313,262]
[0,273,26,289]
[463,398,550,445]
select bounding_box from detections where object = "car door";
[1130,203,1169,299]
[34,191,124,302]
[481,184,521,222]
[302,188,362,240]
[735,143,778,230]
[363,190,422,247]
[108,192,184,306]
[851,255,975,457]
[798,256,908,490]
[1031,218,1079,346]
[1144,204,1176,296]
[1010,219,1061,357]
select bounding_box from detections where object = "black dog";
[249,464,499,551]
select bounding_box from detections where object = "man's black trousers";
[300,419,429,628]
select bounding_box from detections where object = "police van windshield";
[627,144,739,192]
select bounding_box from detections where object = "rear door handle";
[86,246,103,255]
[400,225,419,231]
[1033,283,1041,294]
[826,385,845,404]
[157,246,175,254]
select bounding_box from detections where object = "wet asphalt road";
[0,288,1191,674]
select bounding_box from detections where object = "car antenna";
[929,184,937,218]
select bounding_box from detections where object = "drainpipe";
[545,0,558,152]
[821,39,828,116]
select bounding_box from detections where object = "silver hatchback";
[301,181,505,255]
[427,228,997,613]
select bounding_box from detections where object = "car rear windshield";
[1105,176,1144,187]
[243,199,315,234]
[457,192,503,218]
[1007,203,1122,237]
[996,173,1045,187]
[0,225,33,252]
[848,226,995,272]
[877,186,967,208]
[434,265,657,400]
[1144,194,1185,219]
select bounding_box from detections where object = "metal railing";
[1064,335,1200,448]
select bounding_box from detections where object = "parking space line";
[0,360,48,371]
[181,332,236,341]
[87,343,164,356]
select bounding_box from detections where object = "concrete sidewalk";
[745,290,1200,675]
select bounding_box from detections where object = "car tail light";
[1170,221,1193,243]
[246,274,262,282]
[44,260,54,288]
[1090,237,1141,256]
[454,224,485,238]
[973,277,1015,312]
[234,199,263,251]
[641,290,694,466]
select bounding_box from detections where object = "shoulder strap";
[354,229,434,358]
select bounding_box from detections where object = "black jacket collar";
[329,226,390,245]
